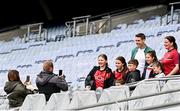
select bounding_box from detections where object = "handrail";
[0,25,19,33]
[72,15,91,20]
[71,87,180,110]
[141,101,180,110]
[65,6,144,37]
[127,76,180,88]
[169,1,180,24]
[89,7,136,20]
[169,1,180,5]
[71,76,180,110]
[95,16,111,33]
[21,22,43,29]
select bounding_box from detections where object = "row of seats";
[0,25,180,88]
[0,24,180,65]
[1,78,180,110]
[17,85,130,110]
[0,13,180,89]
[0,11,180,110]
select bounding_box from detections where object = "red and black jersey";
[113,70,123,80]
[94,70,111,88]
[113,69,128,84]
[85,66,115,90]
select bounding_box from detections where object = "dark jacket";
[4,81,28,107]
[36,71,68,101]
[85,66,115,90]
[125,69,141,83]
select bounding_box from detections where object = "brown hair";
[165,36,178,50]
[135,33,146,40]
[8,70,21,81]
[128,59,139,67]
[116,56,128,73]
[43,60,54,72]
[98,54,108,66]
[98,54,108,61]
[146,50,158,62]
[152,61,164,72]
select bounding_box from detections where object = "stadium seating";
[153,80,180,106]
[45,92,71,110]
[0,12,180,110]
[19,94,46,110]
[128,81,161,109]
[69,90,97,109]
[96,86,130,110]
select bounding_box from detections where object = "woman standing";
[85,54,114,90]
[161,36,179,76]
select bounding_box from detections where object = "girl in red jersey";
[85,54,115,90]
[113,56,128,86]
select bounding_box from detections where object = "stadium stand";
[128,81,161,109]
[19,94,46,110]
[45,91,71,110]
[96,86,130,110]
[0,6,180,110]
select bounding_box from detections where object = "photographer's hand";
[59,74,65,79]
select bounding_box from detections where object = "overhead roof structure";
[0,0,179,30]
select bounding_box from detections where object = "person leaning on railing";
[113,56,128,86]
[85,54,115,90]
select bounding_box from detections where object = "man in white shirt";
[131,33,153,77]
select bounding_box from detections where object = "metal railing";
[22,22,47,42]
[65,3,180,37]
[70,75,180,110]
[72,15,91,37]
[95,16,111,34]
[169,1,180,24]
[65,7,136,37]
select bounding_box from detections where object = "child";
[125,59,141,83]
[152,61,165,78]
[113,56,128,86]
[85,54,114,90]
[142,50,158,80]
[115,79,124,86]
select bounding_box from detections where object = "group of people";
[85,33,179,90]
[3,33,179,108]
[4,61,68,108]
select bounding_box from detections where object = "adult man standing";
[36,61,68,101]
[131,33,153,77]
